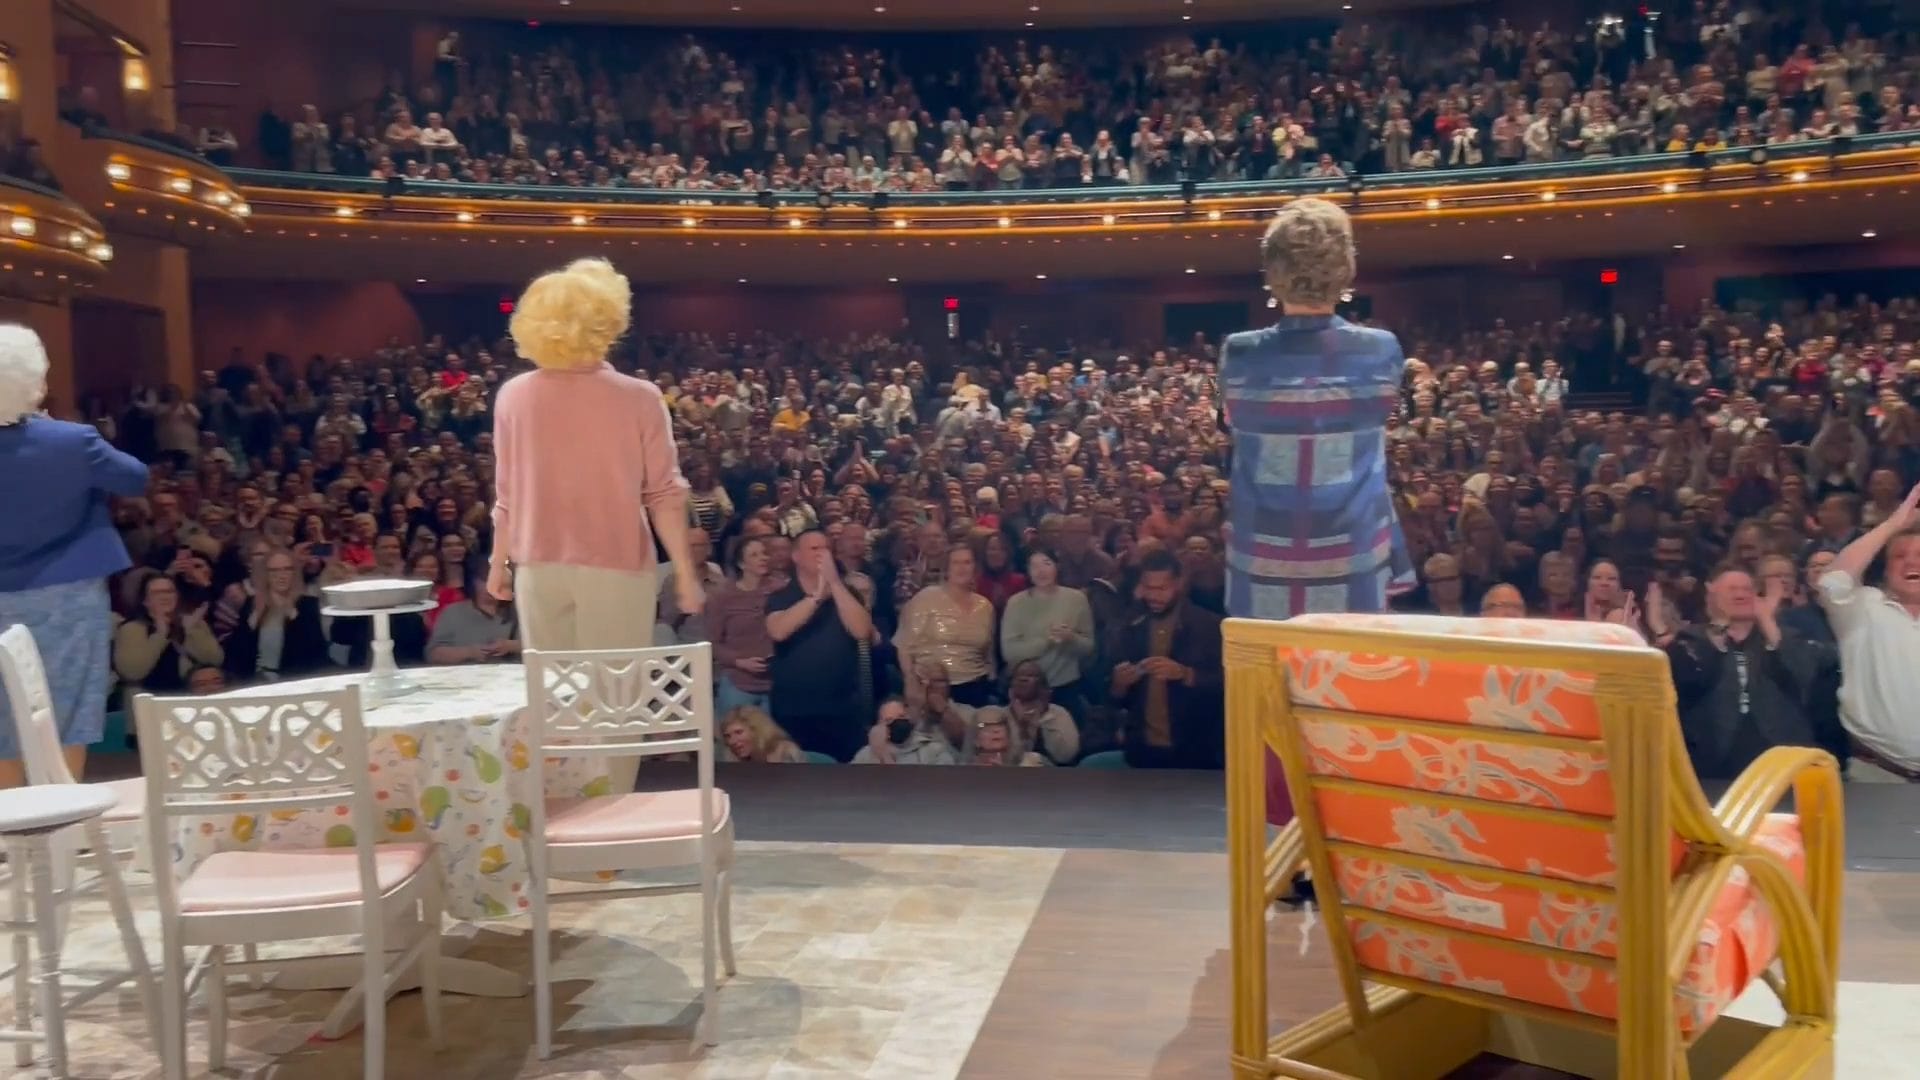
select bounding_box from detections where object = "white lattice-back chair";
[524,644,734,1057]
[133,686,445,1080]
[0,624,158,1066]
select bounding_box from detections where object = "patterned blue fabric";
[0,578,112,756]
[1221,314,1415,620]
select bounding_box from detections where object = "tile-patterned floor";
[17,842,1063,1079]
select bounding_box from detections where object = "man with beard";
[1106,550,1224,768]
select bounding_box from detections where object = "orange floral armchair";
[1224,613,1843,1080]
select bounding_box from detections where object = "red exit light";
[497,296,516,314]
[1599,269,1620,285]
[943,297,960,311]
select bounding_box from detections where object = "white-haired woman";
[488,258,702,653]
[0,324,149,787]
[1220,199,1414,841]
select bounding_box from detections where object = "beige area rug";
[12,842,1063,1079]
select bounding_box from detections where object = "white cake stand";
[322,600,438,704]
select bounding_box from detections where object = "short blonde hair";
[509,258,631,369]
[0,323,50,423]
[1260,198,1356,309]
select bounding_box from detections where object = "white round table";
[186,665,622,1037]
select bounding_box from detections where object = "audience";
[58,273,1920,785]
[238,8,1920,194]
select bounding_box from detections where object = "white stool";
[0,785,151,1078]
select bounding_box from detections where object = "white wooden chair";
[133,685,445,1080]
[0,624,158,1063]
[524,644,734,1058]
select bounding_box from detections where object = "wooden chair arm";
[1712,746,1840,843]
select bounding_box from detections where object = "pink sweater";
[491,363,688,573]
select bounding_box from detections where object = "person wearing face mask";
[852,696,957,765]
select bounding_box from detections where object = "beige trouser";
[516,562,658,793]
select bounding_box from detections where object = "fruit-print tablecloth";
[181,665,614,920]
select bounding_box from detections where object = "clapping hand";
[1046,622,1074,643]
[1890,483,1920,532]
[1755,580,1784,625]
[1140,656,1188,682]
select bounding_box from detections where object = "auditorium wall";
[192,281,426,363]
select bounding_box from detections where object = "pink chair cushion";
[100,777,145,824]
[177,844,432,913]
[544,789,731,846]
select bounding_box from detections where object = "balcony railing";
[224,131,1920,209]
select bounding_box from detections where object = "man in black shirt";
[765,529,874,761]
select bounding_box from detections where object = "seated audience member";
[1651,565,1837,780]
[1536,552,1581,618]
[1406,553,1468,614]
[767,528,874,762]
[1479,582,1527,617]
[853,696,958,765]
[1107,549,1224,769]
[710,535,778,713]
[1817,485,1920,781]
[896,543,997,707]
[719,705,806,763]
[114,570,224,693]
[1003,659,1081,765]
[964,709,1048,767]
[999,549,1096,712]
[223,550,330,682]
[425,575,519,664]
[186,665,227,695]
[1780,549,1838,645]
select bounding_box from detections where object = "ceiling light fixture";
[66,230,89,249]
[998,217,1012,228]
[105,162,132,181]
[887,276,899,283]
[737,277,748,283]
[1102,213,1116,225]
[1184,267,1197,274]
[1790,169,1809,182]
[415,277,428,283]
[892,218,909,229]
[787,217,803,228]
[8,217,35,238]
[88,243,113,262]
[1539,190,1556,202]
[167,177,192,194]
[682,216,699,228]
[456,211,475,223]
[1034,273,1047,280]
[1500,253,1514,261]
[1672,243,1686,250]
[334,206,355,217]
[1862,229,1878,238]
[1425,197,1441,209]
[1661,181,1679,194]
[570,214,588,225]
[1207,209,1222,221]
[235,203,251,218]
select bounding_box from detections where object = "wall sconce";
[123,56,150,93]
[0,44,17,104]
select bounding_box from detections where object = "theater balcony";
[52,125,249,246]
[209,133,1920,286]
[0,174,112,300]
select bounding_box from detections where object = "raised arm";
[1828,483,1919,588]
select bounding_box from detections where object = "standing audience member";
[895,544,997,707]
[710,535,778,713]
[1107,550,1224,769]
[767,529,874,761]
[1818,484,1920,781]
[223,550,330,681]
[999,549,1097,713]
[1652,568,1837,779]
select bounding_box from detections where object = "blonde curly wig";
[1260,198,1356,309]
[508,257,632,369]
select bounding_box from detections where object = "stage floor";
[37,765,1920,1078]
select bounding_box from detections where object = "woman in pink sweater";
[487,258,703,648]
